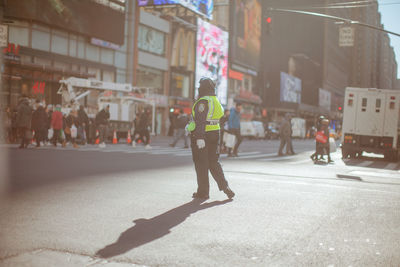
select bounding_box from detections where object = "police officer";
[187,77,235,200]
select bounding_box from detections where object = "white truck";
[58,77,156,136]
[341,87,400,161]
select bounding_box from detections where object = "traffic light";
[338,106,343,112]
[265,15,273,35]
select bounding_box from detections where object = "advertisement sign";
[339,26,354,47]
[138,0,213,20]
[0,25,8,47]
[230,0,261,72]
[280,72,302,104]
[5,0,125,45]
[319,88,331,111]
[195,18,229,105]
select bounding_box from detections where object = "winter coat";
[136,112,150,131]
[16,99,32,128]
[279,119,291,138]
[228,107,241,130]
[51,110,63,130]
[31,106,48,131]
[95,109,110,126]
[78,108,89,126]
[175,114,189,129]
[66,114,79,128]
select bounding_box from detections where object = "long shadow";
[6,147,194,192]
[96,199,232,258]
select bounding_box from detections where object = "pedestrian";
[219,109,230,153]
[31,101,48,147]
[0,106,12,143]
[16,97,32,149]
[46,104,53,145]
[186,77,235,200]
[65,110,79,148]
[287,116,295,155]
[311,116,333,163]
[95,105,110,148]
[78,105,89,144]
[169,109,189,148]
[132,109,152,149]
[51,104,64,147]
[227,102,242,157]
[278,113,294,156]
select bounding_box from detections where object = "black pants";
[227,129,242,155]
[34,128,47,146]
[52,129,62,146]
[19,127,30,148]
[278,136,294,154]
[136,129,150,145]
[191,130,229,196]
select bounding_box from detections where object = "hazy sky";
[378,0,400,79]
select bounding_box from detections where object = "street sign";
[339,26,354,47]
[0,25,8,47]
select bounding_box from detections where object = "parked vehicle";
[341,87,400,161]
[240,121,265,139]
[291,117,306,138]
[265,122,280,140]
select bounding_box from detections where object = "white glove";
[196,139,206,149]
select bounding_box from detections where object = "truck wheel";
[384,152,393,162]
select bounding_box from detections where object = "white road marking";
[356,161,374,167]
[385,163,398,170]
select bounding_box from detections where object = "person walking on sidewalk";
[278,113,294,156]
[16,97,32,149]
[51,105,64,147]
[187,77,235,200]
[78,105,89,144]
[95,105,110,148]
[132,109,152,149]
[31,101,48,147]
[228,102,242,157]
[169,109,189,148]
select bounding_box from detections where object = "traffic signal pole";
[269,7,400,38]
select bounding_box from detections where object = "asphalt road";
[1,138,399,267]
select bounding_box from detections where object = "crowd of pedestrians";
[1,96,334,164]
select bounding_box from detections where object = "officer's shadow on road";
[96,198,232,258]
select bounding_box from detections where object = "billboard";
[195,18,228,105]
[230,0,261,72]
[280,72,302,104]
[319,88,331,111]
[5,0,125,45]
[137,0,213,20]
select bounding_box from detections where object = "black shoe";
[223,187,235,199]
[227,154,234,157]
[169,144,174,147]
[328,159,334,163]
[18,145,24,149]
[277,153,283,156]
[192,192,209,199]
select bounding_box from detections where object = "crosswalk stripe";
[287,159,312,165]
[385,163,398,170]
[356,161,374,167]
[258,155,293,161]
[232,152,274,159]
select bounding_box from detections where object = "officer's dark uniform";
[189,78,235,200]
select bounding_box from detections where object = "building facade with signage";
[1,0,133,111]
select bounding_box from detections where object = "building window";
[137,65,164,95]
[170,72,190,98]
[138,25,165,56]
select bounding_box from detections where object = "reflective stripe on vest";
[191,96,224,132]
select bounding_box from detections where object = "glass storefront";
[136,65,164,95]
[170,72,190,98]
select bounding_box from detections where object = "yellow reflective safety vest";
[187,96,224,132]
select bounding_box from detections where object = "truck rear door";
[355,90,384,136]
[383,92,399,146]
